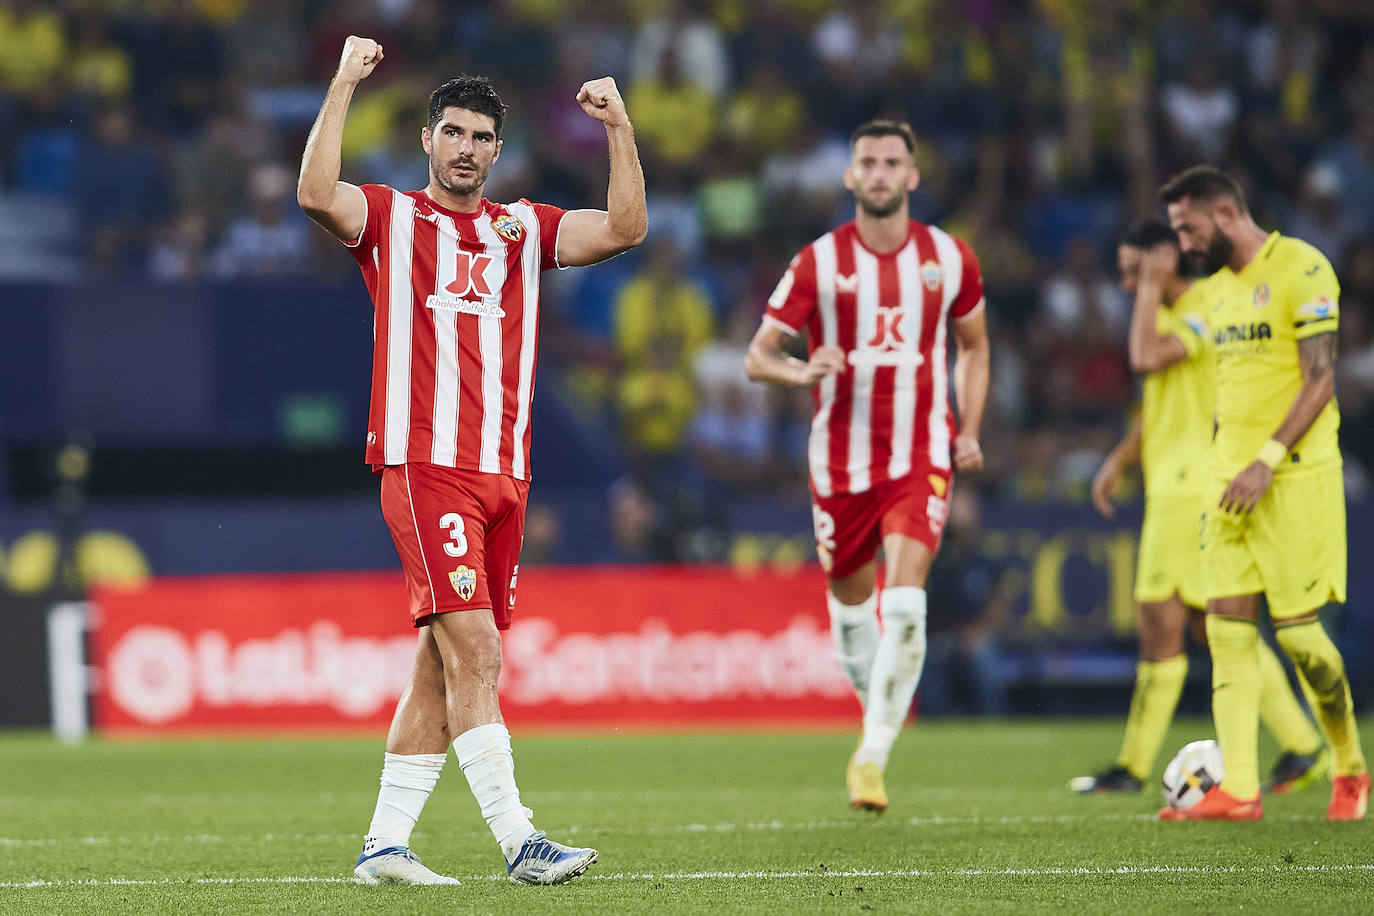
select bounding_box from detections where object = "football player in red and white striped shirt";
[746,119,990,814]
[298,36,646,885]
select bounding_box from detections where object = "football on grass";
[1162,739,1225,810]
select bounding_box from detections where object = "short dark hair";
[1158,164,1248,215]
[850,119,916,154]
[428,76,508,138]
[1121,220,1179,250]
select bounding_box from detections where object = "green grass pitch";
[2,718,1371,914]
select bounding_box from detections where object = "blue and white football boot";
[506,832,598,885]
[354,844,461,885]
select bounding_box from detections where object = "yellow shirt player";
[1158,164,1368,823]
[1075,222,1321,796]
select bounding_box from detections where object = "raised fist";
[576,77,628,127]
[338,35,384,83]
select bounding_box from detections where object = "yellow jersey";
[1140,278,1215,496]
[1207,232,1341,478]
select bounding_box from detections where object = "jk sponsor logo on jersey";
[450,565,477,601]
[425,250,505,316]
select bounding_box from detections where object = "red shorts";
[811,469,952,579]
[379,463,528,629]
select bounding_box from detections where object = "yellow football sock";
[1206,615,1261,799]
[1116,654,1187,780]
[1276,620,1368,778]
[1255,637,1322,755]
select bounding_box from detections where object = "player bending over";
[1074,221,1326,796]
[298,36,646,881]
[1155,165,1367,822]
[746,119,990,814]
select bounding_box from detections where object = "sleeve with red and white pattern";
[344,184,395,258]
[523,199,569,271]
[951,236,985,320]
[764,245,818,336]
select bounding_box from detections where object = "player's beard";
[854,185,906,219]
[1187,228,1234,276]
[432,156,489,197]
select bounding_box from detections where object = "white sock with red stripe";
[453,723,537,862]
[826,590,880,707]
[363,751,447,855]
[855,587,927,770]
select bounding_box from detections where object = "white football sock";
[827,590,880,707]
[453,722,537,861]
[856,587,928,770]
[362,751,447,855]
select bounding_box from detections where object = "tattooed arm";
[1272,331,1338,448]
[1219,331,1337,514]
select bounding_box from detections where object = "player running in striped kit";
[746,119,990,813]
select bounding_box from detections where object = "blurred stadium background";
[1,0,1373,738]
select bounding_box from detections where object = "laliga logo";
[105,623,415,724]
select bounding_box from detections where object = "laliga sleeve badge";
[449,565,477,601]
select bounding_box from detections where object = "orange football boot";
[1158,785,1263,821]
[1325,772,1371,822]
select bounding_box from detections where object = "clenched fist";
[796,345,845,387]
[953,433,983,472]
[576,77,629,127]
[337,35,384,84]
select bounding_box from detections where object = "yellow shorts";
[1135,490,1206,607]
[1203,466,1347,619]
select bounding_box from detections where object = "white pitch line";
[2,810,1316,849]
[0,810,1340,850]
[4,863,1374,890]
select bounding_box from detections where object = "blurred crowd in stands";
[5,0,1374,551]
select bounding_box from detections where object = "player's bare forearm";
[745,323,843,388]
[556,79,647,266]
[1092,414,1140,516]
[952,311,990,441]
[298,37,378,240]
[603,122,648,250]
[1221,332,1336,515]
[953,339,988,441]
[1114,413,1142,467]
[1129,247,1188,372]
[298,78,354,209]
[1272,331,1337,449]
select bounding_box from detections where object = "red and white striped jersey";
[765,219,985,497]
[345,185,566,479]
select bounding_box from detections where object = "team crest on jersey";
[449,565,477,601]
[1253,283,1270,308]
[920,260,943,292]
[492,214,524,242]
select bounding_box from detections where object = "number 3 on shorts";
[439,512,468,557]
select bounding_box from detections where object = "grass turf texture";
[2,719,1371,914]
